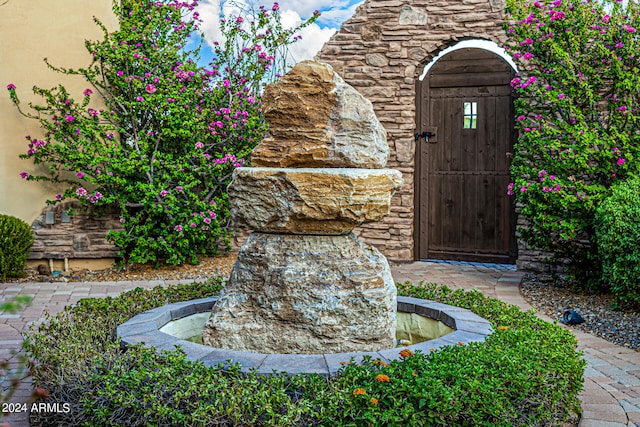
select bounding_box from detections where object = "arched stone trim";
[316,0,511,262]
[419,39,518,80]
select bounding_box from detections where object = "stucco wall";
[0,0,116,223]
[316,0,509,262]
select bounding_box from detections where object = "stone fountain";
[117,61,494,375]
[202,60,403,354]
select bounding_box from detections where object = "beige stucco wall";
[0,0,116,224]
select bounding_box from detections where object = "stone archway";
[316,0,514,263]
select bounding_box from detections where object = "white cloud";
[279,9,337,62]
[196,0,223,48]
[196,0,342,65]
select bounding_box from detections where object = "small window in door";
[463,102,477,129]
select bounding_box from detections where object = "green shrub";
[595,176,640,305]
[0,214,34,280]
[24,281,585,426]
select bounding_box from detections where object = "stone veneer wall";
[29,202,122,261]
[315,0,511,263]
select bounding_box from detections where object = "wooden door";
[415,49,517,263]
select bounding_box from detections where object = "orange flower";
[376,374,391,383]
[498,325,509,331]
[353,388,367,397]
[399,348,414,358]
[429,347,436,352]
[379,360,389,367]
[340,361,351,365]
[412,371,418,377]
[457,341,465,346]
[33,386,50,398]
[370,397,379,405]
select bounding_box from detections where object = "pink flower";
[76,171,85,179]
[75,187,87,197]
[136,96,144,102]
[65,115,75,123]
[223,79,230,88]
[272,2,279,11]
[83,88,93,96]
[145,84,156,94]
[176,186,183,192]
[558,93,565,99]
[618,106,627,112]
[6,83,16,90]
[617,158,626,166]
[19,171,29,179]
[517,115,526,122]
[116,71,124,76]
[174,225,183,232]
[55,194,63,201]
[160,190,168,197]
[195,141,204,149]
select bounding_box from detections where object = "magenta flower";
[618,106,627,112]
[136,96,144,102]
[617,158,626,166]
[6,83,16,90]
[174,225,183,232]
[83,88,93,96]
[272,2,279,11]
[176,186,183,192]
[65,115,75,123]
[19,171,29,179]
[55,194,63,201]
[160,190,168,197]
[195,141,204,149]
[145,84,156,94]
[558,93,565,99]
[517,115,526,122]
[75,187,87,197]
[116,71,124,77]
[76,171,85,179]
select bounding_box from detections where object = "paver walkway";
[1,261,639,426]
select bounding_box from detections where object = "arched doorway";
[414,47,517,263]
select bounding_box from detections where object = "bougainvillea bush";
[504,0,640,289]
[7,0,317,265]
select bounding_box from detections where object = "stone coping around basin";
[117,296,493,378]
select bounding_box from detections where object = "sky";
[194,0,364,66]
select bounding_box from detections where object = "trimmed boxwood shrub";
[595,176,640,305]
[0,214,34,281]
[24,280,585,426]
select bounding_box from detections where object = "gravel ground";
[13,254,238,284]
[520,273,640,351]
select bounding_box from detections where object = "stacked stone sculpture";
[202,61,403,354]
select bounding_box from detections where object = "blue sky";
[194,0,363,66]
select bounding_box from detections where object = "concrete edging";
[117,296,493,377]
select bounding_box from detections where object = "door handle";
[414,131,436,143]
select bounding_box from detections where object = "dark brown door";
[415,48,517,263]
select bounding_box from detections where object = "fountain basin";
[117,296,492,377]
